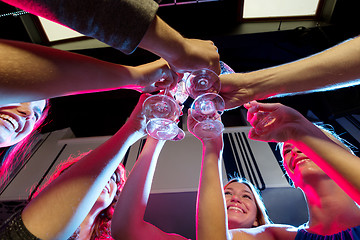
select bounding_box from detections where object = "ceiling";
[1,0,360,142]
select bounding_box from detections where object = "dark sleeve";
[4,0,159,54]
[0,210,40,240]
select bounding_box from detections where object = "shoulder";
[230,224,298,240]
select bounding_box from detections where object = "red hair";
[31,151,126,239]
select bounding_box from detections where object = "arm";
[220,36,360,109]
[111,137,187,240]
[20,93,149,239]
[2,0,220,74]
[0,40,176,104]
[139,15,220,74]
[245,101,360,205]
[186,111,229,240]
[187,113,275,240]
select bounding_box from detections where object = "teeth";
[228,206,244,213]
[0,114,19,130]
[294,159,308,169]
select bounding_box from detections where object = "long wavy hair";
[224,177,272,227]
[0,101,50,185]
[31,151,127,240]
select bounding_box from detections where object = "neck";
[78,207,100,240]
[301,176,360,235]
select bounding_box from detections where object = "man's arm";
[2,0,220,74]
[139,15,220,74]
[220,36,360,109]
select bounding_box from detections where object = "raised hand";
[187,109,223,152]
[219,73,256,110]
[168,38,220,75]
[134,58,179,93]
[125,93,152,136]
[244,101,308,142]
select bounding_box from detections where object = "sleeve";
[0,210,40,240]
[4,0,159,54]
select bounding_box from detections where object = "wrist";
[287,119,318,144]
[203,141,222,157]
[244,69,283,101]
[121,121,146,141]
[139,16,185,63]
[126,66,141,86]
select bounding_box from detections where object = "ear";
[252,218,259,227]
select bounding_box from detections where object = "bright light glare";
[38,17,83,42]
[243,0,320,19]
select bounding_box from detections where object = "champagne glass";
[169,78,189,105]
[190,93,225,140]
[142,93,184,141]
[186,61,234,139]
[142,94,181,122]
[146,118,185,141]
[185,69,220,99]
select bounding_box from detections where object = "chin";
[227,218,252,229]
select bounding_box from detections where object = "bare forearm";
[0,39,140,104]
[139,16,184,64]
[139,16,220,74]
[249,36,360,100]
[111,137,165,239]
[22,122,143,239]
[290,121,360,204]
[197,143,228,240]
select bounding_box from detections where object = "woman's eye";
[224,192,232,195]
[244,195,251,199]
[32,110,42,121]
[283,149,291,155]
[110,173,117,182]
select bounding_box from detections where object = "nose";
[230,194,241,203]
[291,148,301,157]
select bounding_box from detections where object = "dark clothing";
[295,226,360,240]
[6,0,158,54]
[0,211,39,240]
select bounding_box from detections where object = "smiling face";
[0,100,46,148]
[96,172,119,211]
[224,182,259,229]
[282,143,325,187]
